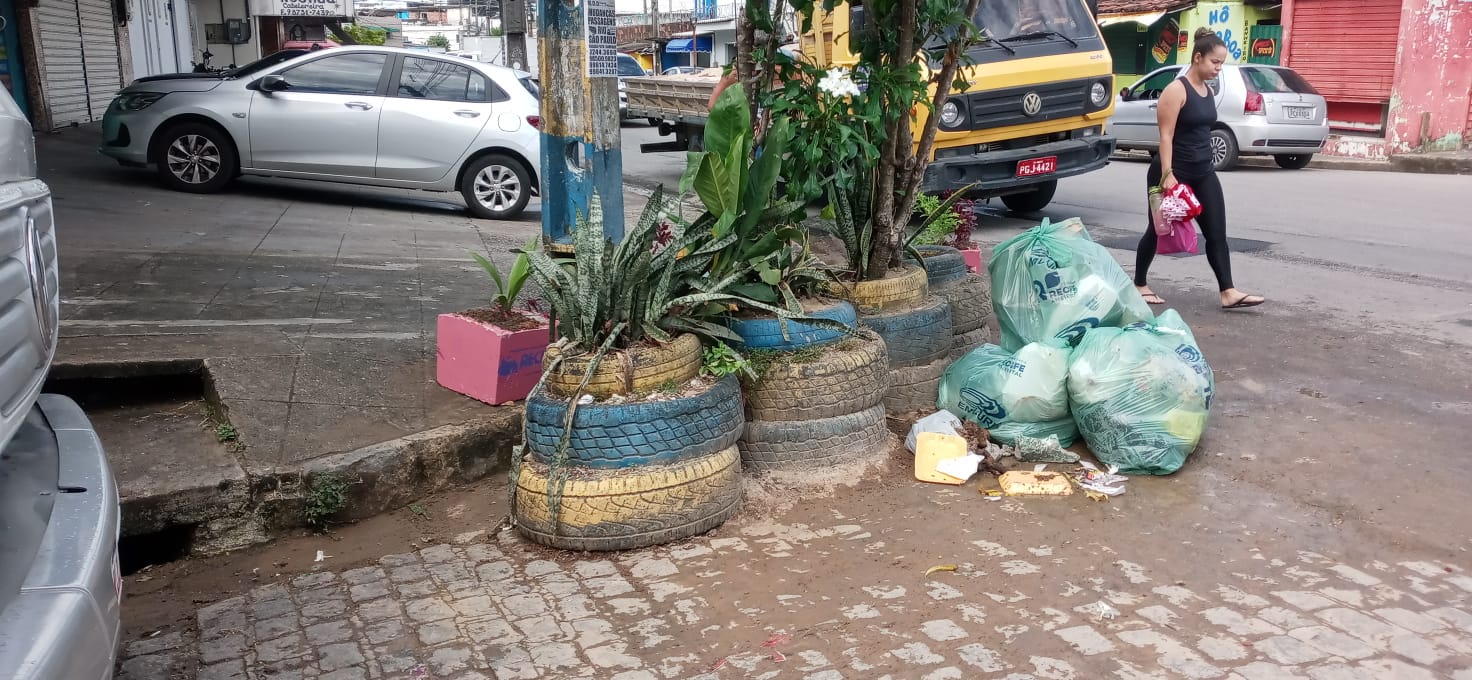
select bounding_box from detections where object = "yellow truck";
[626,0,1115,212]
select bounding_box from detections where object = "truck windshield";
[974,0,1096,43]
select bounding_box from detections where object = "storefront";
[1,0,31,114]
[1098,1,1280,88]
[1283,0,1402,134]
[15,0,127,128]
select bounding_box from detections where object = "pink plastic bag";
[1157,218,1200,255]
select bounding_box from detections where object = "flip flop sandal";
[1222,294,1265,309]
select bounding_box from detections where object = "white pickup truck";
[623,70,723,153]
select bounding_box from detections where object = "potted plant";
[435,238,549,406]
[510,191,797,551]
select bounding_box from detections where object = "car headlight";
[940,99,962,127]
[1090,82,1109,108]
[113,92,166,112]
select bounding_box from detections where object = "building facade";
[1283,0,1471,156]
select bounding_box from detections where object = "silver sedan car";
[1107,63,1329,171]
[100,46,543,220]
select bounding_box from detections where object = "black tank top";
[1171,77,1217,176]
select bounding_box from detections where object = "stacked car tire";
[834,264,956,413]
[729,301,891,471]
[513,334,745,551]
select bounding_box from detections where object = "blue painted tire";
[724,300,857,350]
[859,297,953,368]
[526,374,744,469]
[907,245,970,289]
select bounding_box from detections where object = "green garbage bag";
[937,341,1078,446]
[989,217,1154,351]
[1067,310,1214,475]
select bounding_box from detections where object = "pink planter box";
[436,311,550,405]
[960,248,983,274]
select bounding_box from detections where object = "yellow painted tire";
[542,333,702,399]
[512,446,743,551]
[829,266,928,312]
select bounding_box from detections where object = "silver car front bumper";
[0,396,122,680]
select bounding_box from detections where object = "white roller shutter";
[78,0,123,118]
[35,0,123,128]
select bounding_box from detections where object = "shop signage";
[249,0,353,18]
[1251,37,1277,59]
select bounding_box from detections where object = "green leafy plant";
[784,0,984,280]
[341,23,388,45]
[426,34,451,49]
[215,423,238,443]
[469,237,537,316]
[913,194,960,246]
[305,474,349,530]
[701,342,749,378]
[681,84,849,332]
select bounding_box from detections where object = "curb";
[49,358,523,556]
[1235,156,1393,173]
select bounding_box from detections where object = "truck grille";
[0,187,58,424]
[965,78,1092,130]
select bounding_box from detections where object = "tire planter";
[743,331,889,422]
[906,245,970,289]
[829,265,928,312]
[934,274,992,334]
[740,404,889,472]
[951,326,994,361]
[859,297,953,368]
[883,356,950,413]
[514,446,743,551]
[543,333,701,399]
[724,299,857,351]
[526,375,744,469]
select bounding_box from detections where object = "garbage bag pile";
[988,218,1154,351]
[936,341,1077,446]
[939,218,1214,475]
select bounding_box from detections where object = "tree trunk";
[865,0,918,279]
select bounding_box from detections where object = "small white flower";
[817,67,862,98]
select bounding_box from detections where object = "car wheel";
[1274,153,1313,170]
[154,123,235,193]
[1210,128,1240,171]
[461,154,532,220]
[1000,179,1058,214]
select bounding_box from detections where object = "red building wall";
[1385,0,1472,153]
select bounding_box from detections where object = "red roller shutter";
[1286,0,1401,104]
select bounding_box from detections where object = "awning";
[1098,10,1166,27]
[663,36,712,52]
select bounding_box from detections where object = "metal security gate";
[34,0,123,128]
[1286,0,1401,131]
[129,0,191,78]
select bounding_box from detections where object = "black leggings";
[1136,157,1233,292]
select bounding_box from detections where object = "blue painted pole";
[539,0,625,245]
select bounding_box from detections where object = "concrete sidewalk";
[40,126,646,553]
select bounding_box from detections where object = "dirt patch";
[740,435,903,519]
[121,474,512,642]
[457,307,545,332]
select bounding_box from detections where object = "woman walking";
[1135,28,1265,310]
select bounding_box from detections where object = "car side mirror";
[259,75,289,92]
[1119,87,1131,101]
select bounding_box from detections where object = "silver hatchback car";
[1107,63,1329,171]
[100,46,543,220]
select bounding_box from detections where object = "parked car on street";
[100,46,543,220]
[1107,63,1329,171]
[617,53,654,123]
[0,85,122,680]
[662,66,700,76]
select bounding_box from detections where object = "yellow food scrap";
[925,564,958,576]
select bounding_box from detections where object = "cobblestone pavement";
[118,475,1472,680]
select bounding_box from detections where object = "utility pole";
[501,0,527,70]
[540,0,625,244]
